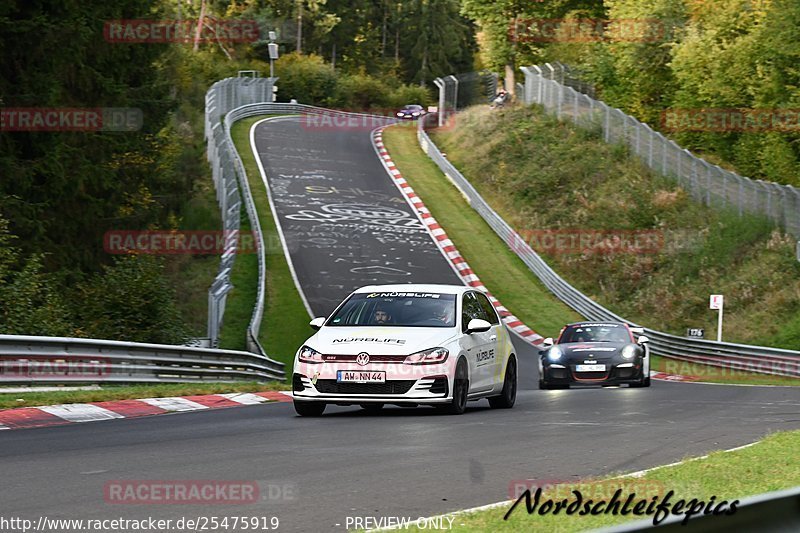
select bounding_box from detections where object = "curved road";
[2,116,798,532]
[250,116,460,316]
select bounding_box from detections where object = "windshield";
[327,292,456,328]
[559,324,631,344]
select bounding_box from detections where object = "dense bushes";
[275,53,431,110]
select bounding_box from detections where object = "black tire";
[439,358,469,415]
[539,377,549,390]
[489,357,517,409]
[360,403,384,414]
[294,401,326,417]
[629,371,651,388]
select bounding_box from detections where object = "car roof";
[353,283,470,295]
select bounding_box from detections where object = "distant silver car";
[396,104,426,120]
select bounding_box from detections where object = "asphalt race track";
[2,117,799,532]
[250,115,461,316]
[2,337,800,532]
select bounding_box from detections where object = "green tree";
[0,217,75,337]
[73,254,189,344]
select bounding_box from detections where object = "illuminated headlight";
[404,347,449,365]
[548,346,563,362]
[396,112,404,117]
[621,345,640,360]
[298,345,323,364]
[412,112,420,116]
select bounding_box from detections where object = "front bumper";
[542,361,644,385]
[292,371,452,405]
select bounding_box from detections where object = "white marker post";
[710,294,724,342]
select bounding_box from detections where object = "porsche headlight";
[548,346,563,362]
[298,345,323,364]
[621,345,640,360]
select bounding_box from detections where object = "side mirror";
[637,335,650,345]
[309,317,326,330]
[466,319,492,334]
[630,327,645,335]
[542,337,554,348]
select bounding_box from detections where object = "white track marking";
[139,397,208,412]
[38,404,124,423]
[219,392,272,405]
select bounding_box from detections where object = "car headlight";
[621,345,640,360]
[548,346,563,362]
[412,112,420,116]
[404,347,449,365]
[396,112,404,117]
[298,345,323,364]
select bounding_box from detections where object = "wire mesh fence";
[520,63,800,239]
[433,71,498,126]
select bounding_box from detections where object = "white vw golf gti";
[292,284,517,416]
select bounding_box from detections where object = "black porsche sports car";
[538,321,651,389]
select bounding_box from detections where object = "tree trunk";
[296,0,303,53]
[331,42,336,69]
[381,1,387,57]
[394,2,400,62]
[193,0,206,52]
[505,64,515,96]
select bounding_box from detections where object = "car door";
[460,292,494,392]
[474,291,503,391]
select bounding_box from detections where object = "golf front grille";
[313,380,416,395]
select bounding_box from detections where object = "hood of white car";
[308,326,458,356]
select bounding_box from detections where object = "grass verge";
[405,429,800,532]
[382,123,797,386]
[225,116,311,373]
[0,382,290,410]
[430,105,800,350]
[381,126,580,338]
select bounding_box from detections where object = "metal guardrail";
[520,63,800,240]
[0,334,284,384]
[594,485,800,532]
[417,116,800,377]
